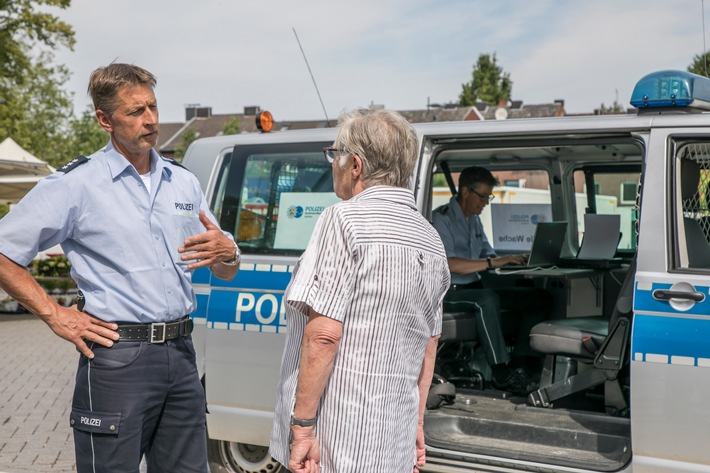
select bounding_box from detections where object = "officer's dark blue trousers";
[70,336,207,473]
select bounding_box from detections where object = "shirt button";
[167,289,172,294]
[162,262,166,267]
[154,235,160,240]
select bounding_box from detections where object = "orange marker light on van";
[256,111,274,132]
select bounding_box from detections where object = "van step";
[424,393,630,471]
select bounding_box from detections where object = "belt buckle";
[150,322,166,344]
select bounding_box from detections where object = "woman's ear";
[351,154,363,179]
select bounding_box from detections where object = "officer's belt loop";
[115,316,193,343]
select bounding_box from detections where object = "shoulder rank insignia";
[57,156,89,173]
[164,157,190,172]
[434,204,450,215]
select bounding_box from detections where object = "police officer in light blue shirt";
[432,166,550,396]
[0,64,239,473]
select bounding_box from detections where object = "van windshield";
[210,144,337,254]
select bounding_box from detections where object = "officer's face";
[97,84,159,162]
[460,183,494,217]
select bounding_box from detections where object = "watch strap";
[290,414,318,427]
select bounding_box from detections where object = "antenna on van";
[293,27,332,127]
[703,0,708,76]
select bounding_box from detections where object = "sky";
[42,0,709,124]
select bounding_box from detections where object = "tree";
[1,51,74,167]
[689,52,710,77]
[174,129,198,161]
[0,1,75,167]
[65,105,109,160]
[459,53,512,106]
[222,117,240,135]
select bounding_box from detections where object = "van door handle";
[652,289,705,302]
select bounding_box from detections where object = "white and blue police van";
[183,70,710,473]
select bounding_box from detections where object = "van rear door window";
[210,144,336,254]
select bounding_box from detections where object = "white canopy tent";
[0,137,55,203]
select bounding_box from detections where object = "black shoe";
[491,367,531,396]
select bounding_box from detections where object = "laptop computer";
[559,214,623,269]
[503,221,568,269]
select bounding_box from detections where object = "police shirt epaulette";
[57,156,89,173]
[164,157,190,172]
[434,205,450,215]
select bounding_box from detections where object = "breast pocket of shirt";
[172,212,202,265]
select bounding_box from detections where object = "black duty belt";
[116,316,193,343]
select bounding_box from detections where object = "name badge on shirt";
[173,204,201,265]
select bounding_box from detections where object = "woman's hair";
[334,108,418,188]
[88,63,157,116]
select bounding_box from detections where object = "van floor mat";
[423,391,631,472]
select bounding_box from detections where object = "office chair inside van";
[527,256,636,415]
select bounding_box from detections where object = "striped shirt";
[270,186,450,473]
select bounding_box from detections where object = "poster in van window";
[274,192,341,250]
[490,204,552,251]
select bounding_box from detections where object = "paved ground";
[0,313,77,473]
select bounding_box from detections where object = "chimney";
[185,105,212,121]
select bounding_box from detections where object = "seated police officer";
[432,166,551,395]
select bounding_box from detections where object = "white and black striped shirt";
[270,186,450,473]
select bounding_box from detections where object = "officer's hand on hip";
[179,210,235,270]
[47,305,119,359]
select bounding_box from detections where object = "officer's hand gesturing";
[179,211,236,270]
[48,306,119,359]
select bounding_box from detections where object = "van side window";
[431,168,551,253]
[571,167,641,254]
[676,143,710,269]
[211,145,337,254]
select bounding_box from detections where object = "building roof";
[158,100,569,157]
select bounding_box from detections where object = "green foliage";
[0,0,76,168]
[222,116,240,135]
[0,203,9,219]
[64,105,109,160]
[598,100,625,115]
[459,53,512,106]
[174,129,198,160]
[689,52,710,78]
[30,255,71,277]
[432,174,448,187]
[0,51,74,167]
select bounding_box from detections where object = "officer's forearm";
[0,253,59,321]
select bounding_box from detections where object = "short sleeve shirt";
[270,186,450,473]
[0,142,232,323]
[432,196,496,285]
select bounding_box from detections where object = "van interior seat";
[527,256,636,415]
[440,300,479,342]
[530,316,608,359]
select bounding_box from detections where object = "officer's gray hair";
[333,108,418,189]
[88,63,157,116]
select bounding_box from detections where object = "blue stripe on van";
[201,263,292,333]
[210,263,293,291]
[634,282,710,316]
[633,282,710,367]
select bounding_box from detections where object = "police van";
[182,70,710,473]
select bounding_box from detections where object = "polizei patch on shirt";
[57,156,89,173]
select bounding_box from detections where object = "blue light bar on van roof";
[630,70,710,110]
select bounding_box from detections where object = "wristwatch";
[487,256,494,269]
[290,414,318,427]
[221,241,241,266]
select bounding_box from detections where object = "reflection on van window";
[677,142,710,269]
[432,169,551,253]
[212,151,336,253]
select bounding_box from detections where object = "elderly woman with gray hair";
[270,108,450,473]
